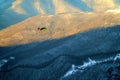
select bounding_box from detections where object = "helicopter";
[37,27,47,31]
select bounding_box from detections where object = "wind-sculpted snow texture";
[0,25,120,80]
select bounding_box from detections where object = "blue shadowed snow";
[0,0,6,4]
[65,0,93,12]
[21,0,39,16]
[0,10,29,30]
[39,0,55,14]
[115,0,120,5]
[0,0,14,14]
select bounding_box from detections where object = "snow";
[62,53,120,78]
[106,9,120,13]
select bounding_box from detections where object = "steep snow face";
[65,0,93,11]
[1,0,90,15]
[0,0,79,29]
[5,0,119,15]
[0,0,120,29]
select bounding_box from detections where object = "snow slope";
[0,12,120,46]
[0,25,120,80]
[0,0,120,29]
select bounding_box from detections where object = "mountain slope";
[0,0,120,29]
[0,12,120,46]
[0,25,120,80]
